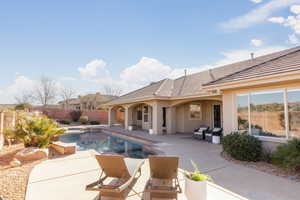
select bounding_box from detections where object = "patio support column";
[152,102,163,135]
[108,107,116,127]
[124,105,133,130]
[167,107,176,134]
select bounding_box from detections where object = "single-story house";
[104,46,300,147]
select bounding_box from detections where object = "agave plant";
[184,160,212,182]
[4,113,65,148]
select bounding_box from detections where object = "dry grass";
[0,144,44,200]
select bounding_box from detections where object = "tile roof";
[205,46,300,86]
[106,80,166,105]
[106,45,300,105]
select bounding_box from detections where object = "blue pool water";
[60,131,153,158]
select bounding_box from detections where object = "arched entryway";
[108,105,125,127]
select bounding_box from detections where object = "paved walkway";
[26,128,300,200]
[26,150,247,200]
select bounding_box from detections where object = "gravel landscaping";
[222,152,300,182]
[0,144,44,200]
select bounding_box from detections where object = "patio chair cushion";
[194,131,204,135]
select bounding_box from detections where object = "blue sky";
[0,0,300,103]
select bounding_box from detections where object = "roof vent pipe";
[184,69,187,76]
[251,52,255,60]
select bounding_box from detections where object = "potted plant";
[212,132,221,144]
[184,160,212,200]
[128,125,133,131]
[149,128,154,134]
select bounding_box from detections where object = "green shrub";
[58,120,71,125]
[69,110,82,122]
[79,116,89,124]
[272,139,300,170]
[4,113,65,148]
[89,120,100,125]
[222,132,262,162]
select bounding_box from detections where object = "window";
[250,91,285,138]
[236,88,300,139]
[237,95,249,131]
[287,90,300,139]
[189,104,202,119]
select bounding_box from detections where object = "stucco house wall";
[174,100,222,133]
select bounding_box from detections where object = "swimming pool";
[60,131,153,158]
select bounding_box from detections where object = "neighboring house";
[105,46,300,148]
[58,98,81,110]
[58,93,117,110]
[0,104,17,110]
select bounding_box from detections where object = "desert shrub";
[4,113,65,148]
[79,116,89,124]
[69,110,82,122]
[272,139,300,170]
[222,132,262,162]
[261,148,273,163]
[15,102,32,111]
[89,120,100,125]
[58,120,71,125]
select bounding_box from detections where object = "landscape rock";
[9,158,21,167]
[15,147,48,162]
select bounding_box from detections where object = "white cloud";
[251,39,263,47]
[0,75,36,104]
[59,76,77,81]
[284,15,300,35]
[268,4,300,43]
[250,0,263,4]
[288,34,300,44]
[120,57,172,87]
[269,5,300,35]
[268,16,285,23]
[221,0,298,30]
[78,59,110,80]
[291,5,300,14]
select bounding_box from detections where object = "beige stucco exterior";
[106,71,300,149]
[108,97,222,135]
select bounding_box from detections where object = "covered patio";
[107,95,223,136]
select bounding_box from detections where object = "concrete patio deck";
[25,150,247,200]
[25,127,300,200]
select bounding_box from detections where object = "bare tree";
[33,77,58,106]
[15,91,34,104]
[104,85,122,96]
[59,86,77,109]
